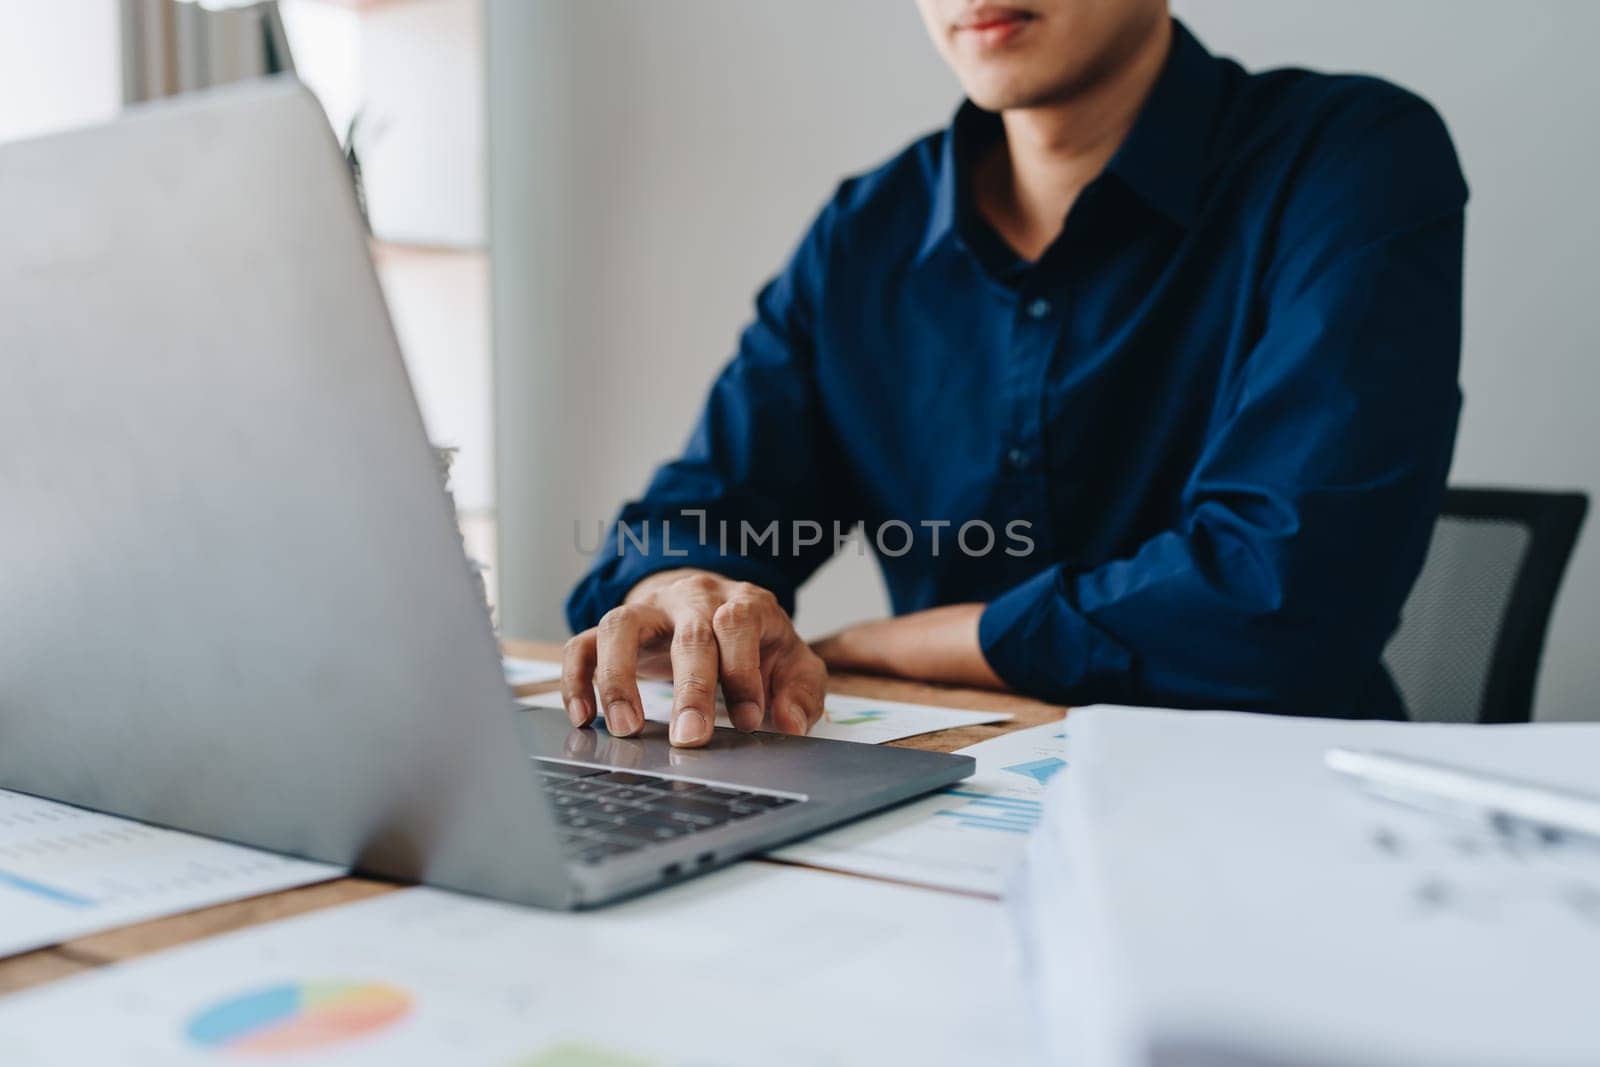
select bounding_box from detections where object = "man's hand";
[811,603,1007,690]
[561,569,827,748]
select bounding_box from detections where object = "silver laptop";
[0,78,973,909]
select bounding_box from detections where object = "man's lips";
[953,6,1038,44]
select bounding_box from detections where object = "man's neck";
[975,18,1174,262]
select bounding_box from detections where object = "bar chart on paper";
[935,786,1047,836]
[0,790,341,958]
[771,720,1070,895]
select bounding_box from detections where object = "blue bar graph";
[0,868,95,908]
[934,788,1042,835]
[946,790,1042,813]
[945,816,1032,835]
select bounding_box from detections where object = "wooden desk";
[0,639,1065,996]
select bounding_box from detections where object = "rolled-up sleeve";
[980,94,1468,713]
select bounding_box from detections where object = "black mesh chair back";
[1383,488,1587,724]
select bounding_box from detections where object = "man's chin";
[961,74,1074,113]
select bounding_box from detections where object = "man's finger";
[594,604,669,737]
[560,629,599,727]
[770,649,827,736]
[712,594,767,731]
[667,615,720,747]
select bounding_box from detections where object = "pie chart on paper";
[184,980,411,1054]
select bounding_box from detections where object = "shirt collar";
[1104,19,1224,228]
[915,101,1004,265]
[917,18,1224,263]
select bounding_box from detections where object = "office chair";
[1383,487,1588,724]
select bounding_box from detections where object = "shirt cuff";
[979,565,1132,704]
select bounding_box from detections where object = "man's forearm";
[811,603,1007,690]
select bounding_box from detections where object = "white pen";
[1325,747,1600,843]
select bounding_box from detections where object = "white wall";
[357,0,485,248]
[282,0,493,514]
[375,247,493,512]
[0,0,121,144]
[284,0,486,248]
[492,2,1599,721]
[277,0,362,135]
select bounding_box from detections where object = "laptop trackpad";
[514,704,930,799]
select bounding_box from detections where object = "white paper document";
[0,790,342,959]
[522,678,1012,744]
[1020,707,1600,1067]
[501,656,562,687]
[0,864,1038,1066]
[771,718,1069,895]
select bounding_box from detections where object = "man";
[561,0,1467,747]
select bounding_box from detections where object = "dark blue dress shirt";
[567,21,1468,720]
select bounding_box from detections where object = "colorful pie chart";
[184,980,411,1054]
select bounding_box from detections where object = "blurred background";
[2,0,1595,721]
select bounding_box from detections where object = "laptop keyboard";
[536,760,801,866]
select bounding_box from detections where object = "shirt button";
[1007,448,1033,471]
[1026,298,1053,320]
